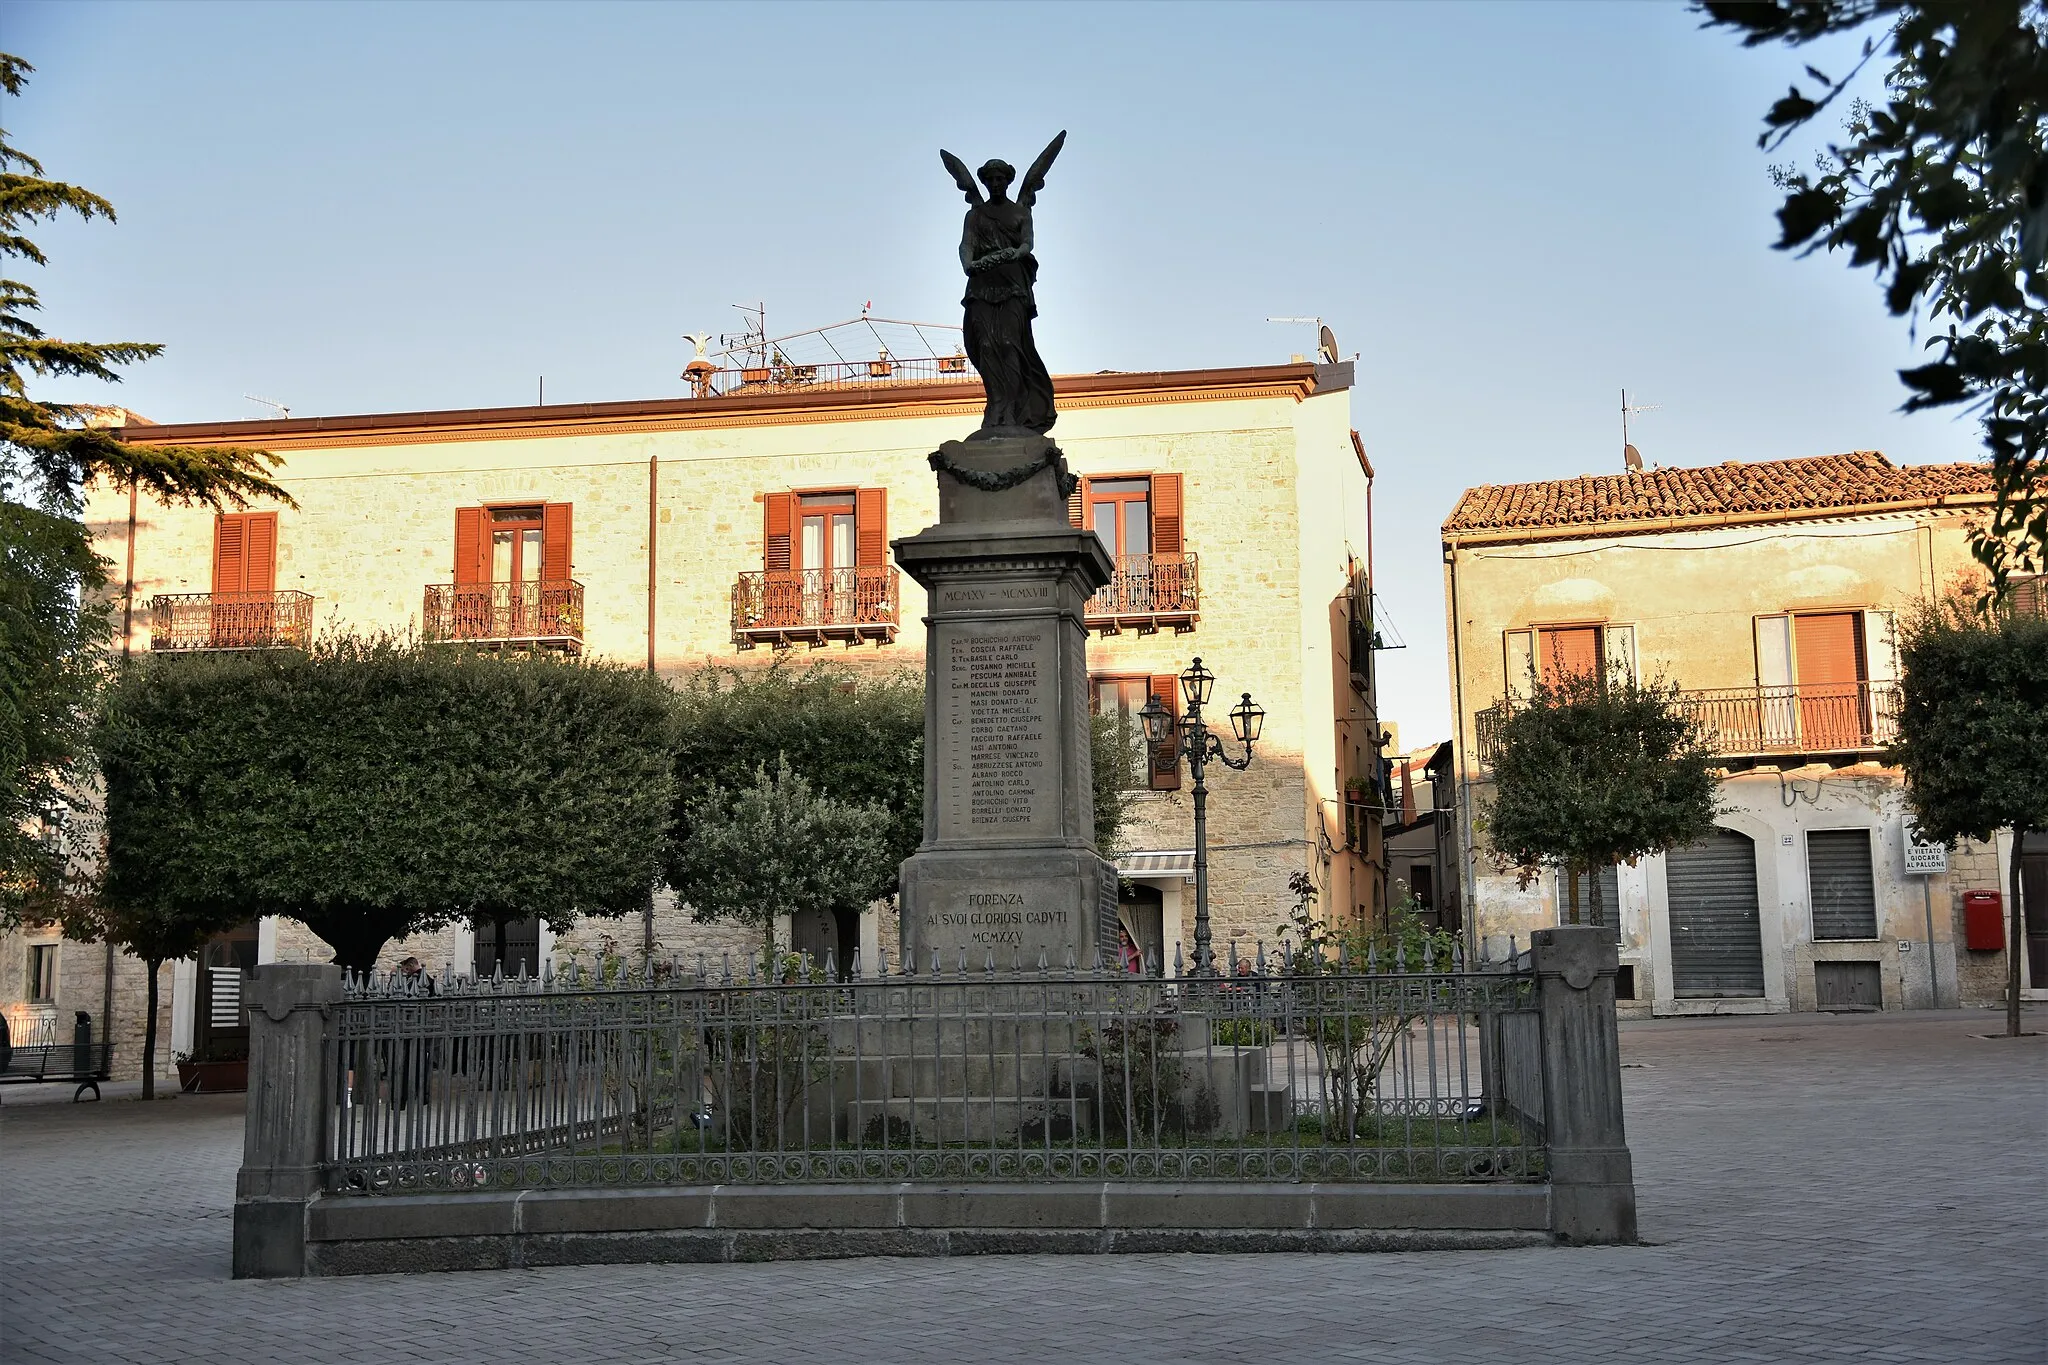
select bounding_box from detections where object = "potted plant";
[179,1038,249,1093]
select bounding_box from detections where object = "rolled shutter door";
[1666,829,1765,998]
[1807,829,1877,940]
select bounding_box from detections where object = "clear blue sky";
[11,1,1968,740]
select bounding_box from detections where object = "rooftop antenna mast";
[1621,388,1659,471]
[1265,316,1341,365]
[721,302,767,369]
[244,394,291,419]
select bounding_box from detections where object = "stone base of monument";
[301,1184,1553,1274]
[892,432,1124,972]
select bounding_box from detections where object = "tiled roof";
[1443,451,1991,540]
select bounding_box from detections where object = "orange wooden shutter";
[212,515,248,595]
[243,512,278,595]
[1794,612,1862,685]
[1147,673,1182,791]
[1067,476,1086,529]
[541,503,573,581]
[1539,626,1601,683]
[763,492,794,572]
[454,507,488,585]
[855,488,888,567]
[1151,473,1183,556]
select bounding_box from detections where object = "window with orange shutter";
[1537,625,1602,683]
[211,512,279,648]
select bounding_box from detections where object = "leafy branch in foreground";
[1702,2,2046,594]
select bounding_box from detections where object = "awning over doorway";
[1117,849,1195,878]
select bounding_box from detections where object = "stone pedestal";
[233,963,344,1278]
[893,434,1118,970]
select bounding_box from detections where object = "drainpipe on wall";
[644,455,659,960]
[1446,544,1482,964]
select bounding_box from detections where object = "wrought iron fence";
[1085,553,1199,627]
[1474,680,1901,766]
[421,581,584,649]
[731,567,900,647]
[324,949,1541,1195]
[148,591,314,651]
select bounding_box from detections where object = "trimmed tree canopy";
[95,638,675,971]
[1488,669,1721,925]
[1887,597,2048,1035]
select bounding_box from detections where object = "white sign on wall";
[1902,820,1949,876]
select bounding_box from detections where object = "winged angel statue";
[940,131,1066,436]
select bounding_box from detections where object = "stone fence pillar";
[232,963,342,1278]
[1529,925,1637,1244]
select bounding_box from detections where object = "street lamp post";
[1140,657,1263,978]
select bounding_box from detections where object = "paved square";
[3,1009,2041,1365]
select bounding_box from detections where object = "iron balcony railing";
[422,581,584,651]
[322,945,1542,1195]
[1475,679,1902,766]
[714,355,975,393]
[148,591,314,652]
[1086,553,1199,634]
[732,566,900,648]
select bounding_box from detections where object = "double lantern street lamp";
[1138,657,1264,979]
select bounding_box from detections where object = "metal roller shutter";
[1807,829,1878,940]
[1667,829,1765,998]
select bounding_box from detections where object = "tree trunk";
[1565,862,1581,926]
[1588,859,1606,929]
[495,918,509,974]
[141,956,161,1100]
[764,912,777,980]
[2009,825,2027,1038]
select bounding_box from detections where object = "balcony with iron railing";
[149,592,315,652]
[1085,553,1199,635]
[422,581,584,653]
[1474,680,1902,768]
[732,566,900,649]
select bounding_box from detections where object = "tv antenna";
[244,394,291,419]
[1621,388,1659,471]
[1266,316,1341,365]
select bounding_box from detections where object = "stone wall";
[79,378,1371,991]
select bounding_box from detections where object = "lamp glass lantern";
[1179,657,1216,710]
[1138,694,1173,746]
[1230,692,1265,746]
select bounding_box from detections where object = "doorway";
[1117,883,1165,975]
[1666,829,1765,998]
[475,917,542,980]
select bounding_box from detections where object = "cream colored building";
[1442,450,2042,1016]
[4,358,1389,1083]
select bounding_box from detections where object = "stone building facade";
[1441,450,2041,1016]
[5,361,1387,1081]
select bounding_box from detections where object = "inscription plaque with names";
[936,626,1059,841]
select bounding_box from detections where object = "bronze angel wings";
[939,130,1067,206]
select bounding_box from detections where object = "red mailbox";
[1963,890,2005,951]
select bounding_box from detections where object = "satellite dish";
[1624,443,1644,472]
[1317,325,1339,365]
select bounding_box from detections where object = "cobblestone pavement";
[3,1009,2042,1365]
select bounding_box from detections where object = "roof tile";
[1442,451,1990,538]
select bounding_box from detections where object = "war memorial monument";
[893,131,1124,972]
